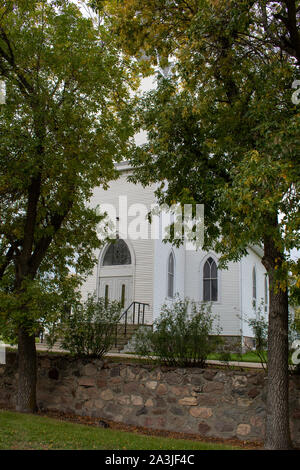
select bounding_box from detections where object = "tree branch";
[28,199,74,278]
[0,242,19,280]
[21,174,42,261]
[283,0,300,64]
[0,26,35,98]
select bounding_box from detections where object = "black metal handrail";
[115,301,149,348]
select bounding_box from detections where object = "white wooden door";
[99,276,133,310]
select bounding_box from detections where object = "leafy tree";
[0,0,137,413]
[100,0,300,449]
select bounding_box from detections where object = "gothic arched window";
[252,266,257,309]
[167,252,175,298]
[264,275,269,314]
[102,239,132,266]
[203,257,218,301]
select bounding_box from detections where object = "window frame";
[102,239,132,267]
[264,275,269,314]
[199,254,220,304]
[167,251,175,299]
[203,256,218,302]
[252,266,257,311]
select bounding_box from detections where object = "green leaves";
[110,0,299,288]
[134,296,222,367]
[0,0,138,335]
[48,294,122,358]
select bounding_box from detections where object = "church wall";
[153,240,186,321]
[79,166,267,338]
[80,171,157,324]
[240,249,268,339]
[184,250,241,337]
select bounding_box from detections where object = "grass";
[0,410,241,450]
[125,350,266,364]
[6,345,266,364]
[207,351,266,363]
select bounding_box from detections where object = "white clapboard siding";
[80,164,268,337]
[184,250,241,336]
[80,168,156,324]
[240,247,268,338]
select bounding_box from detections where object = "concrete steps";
[37,323,149,354]
[108,323,142,353]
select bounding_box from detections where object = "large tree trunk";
[263,233,292,450]
[16,327,37,413]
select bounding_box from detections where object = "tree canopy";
[0,0,137,337]
[0,0,138,411]
[100,0,300,283]
[99,0,300,449]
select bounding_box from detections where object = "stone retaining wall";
[1,352,300,446]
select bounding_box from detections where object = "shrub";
[247,315,268,371]
[47,294,121,358]
[247,303,300,373]
[134,297,222,367]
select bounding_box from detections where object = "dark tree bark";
[16,327,37,413]
[263,225,292,449]
[12,200,73,414]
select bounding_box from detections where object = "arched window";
[102,239,131,266]
[203,257,218,301]
[167,252,175,298]
[264,275,268,314]
[252,267,257,309]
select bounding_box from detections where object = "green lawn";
[6,346,266,365]
[207,351,266,363]
[0,410,240,450]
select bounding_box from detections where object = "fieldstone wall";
[1,352,300,446]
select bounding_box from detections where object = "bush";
[134,297,222,367]
[47,294,122,358]
[247,303,300,373]
[247,315,268,370]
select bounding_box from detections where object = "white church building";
[81,161,269,348]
